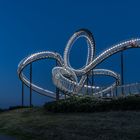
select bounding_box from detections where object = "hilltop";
[0,107,140,140]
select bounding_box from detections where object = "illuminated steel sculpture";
[17,29,140,99]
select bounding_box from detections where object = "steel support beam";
[91,70,94,94]
[121,51,124,95]
[22,81,24,107]
[30,63,33,107]
[56,60,59,100]
[86,73,89,94]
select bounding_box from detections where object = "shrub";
[44,95,140,113]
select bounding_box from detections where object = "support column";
[86,73,89,95]
[121,51,124,85]
[30,63,33,107]
[56,60,59,100]
[121,51,124,95]
[22,82,24,107]
[91,70,94,94]
[56,88,59,101]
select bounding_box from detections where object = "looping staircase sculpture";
[17,29,140,99]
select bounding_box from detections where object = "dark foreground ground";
[0,108,140,140]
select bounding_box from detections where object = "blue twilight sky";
[0,0,140,108]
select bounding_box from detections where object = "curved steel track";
[17,29,140,99]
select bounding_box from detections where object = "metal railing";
[101,83,140,98]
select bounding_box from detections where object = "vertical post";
[30,63,33,107]
[115,81,118,97]
[121,51,124,95]
[56,60,59,100]
[56,88,59,101]
[121,51,124,85]
[91,70,94,94]
[22,82,24,107]
[86,73,89,95]
[115,86,117,97]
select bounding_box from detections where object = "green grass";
[0,108,140,139]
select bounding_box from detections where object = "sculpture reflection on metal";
[17,29,140,99]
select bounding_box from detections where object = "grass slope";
[0,108,140,140]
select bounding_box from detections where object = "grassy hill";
[0,107,140,140]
